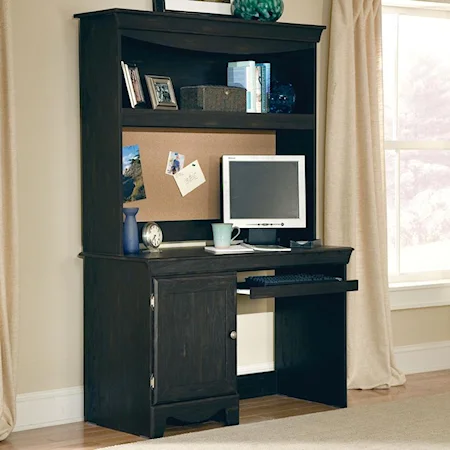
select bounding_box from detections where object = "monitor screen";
[222,155,306,229]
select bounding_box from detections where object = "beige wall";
[11,0,449,395]
[392,307,450,347]
[12,0,151,394]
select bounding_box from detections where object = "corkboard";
[123,129,276,222]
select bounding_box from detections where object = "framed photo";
[145,75,178,110]
[153,0,232,15]
[121,62,146,108]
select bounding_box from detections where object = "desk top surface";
[82,245,354,276]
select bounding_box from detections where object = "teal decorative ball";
[232,0,284,22]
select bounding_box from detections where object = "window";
[382,2,450,284]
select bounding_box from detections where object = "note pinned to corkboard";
[122,128,276,222]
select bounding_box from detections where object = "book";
[256,63,270,113]
[255,64,262,113]
[227,60,257,113]
[256,63,271,113]
[121,61,137,107]
[121,62,146,108]
[128,65,146,106]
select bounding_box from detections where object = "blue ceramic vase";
[232,0,284,22]
[269,81,296,114]
[123,207,140,254]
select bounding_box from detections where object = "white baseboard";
[394,340,450,374]
[237,362,275,376]
[13,342,450,432]
[14,386,83,432]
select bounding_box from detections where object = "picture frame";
[145,75,178,110]
[153,0,232,16]
[121,62,146,108]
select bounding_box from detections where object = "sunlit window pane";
[397,15,450,141]
[399,150,450,273]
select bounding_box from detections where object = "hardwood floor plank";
[1,370,449,450]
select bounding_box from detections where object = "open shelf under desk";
[237,280,358,299]
[122,108,315,130]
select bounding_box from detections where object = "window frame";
[382,2,450,285]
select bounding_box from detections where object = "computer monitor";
[222,155,306,230]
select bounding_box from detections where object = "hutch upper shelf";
[74,7,325,253]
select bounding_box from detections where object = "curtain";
[324,0,405,389]
[0,0,19,440]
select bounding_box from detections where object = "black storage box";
[180,85,246,112]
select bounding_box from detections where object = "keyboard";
[245,273,342,287]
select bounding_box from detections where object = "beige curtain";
[324,0,405,389]
[0,0,19,440]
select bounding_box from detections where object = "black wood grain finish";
[122,29,315,55]
[84,257,151,436]
[77,9,324,248]
[248,280,358,300]
[152,0,165,12]
[79,16,123,254]
[150,395,239,438]
[76,10,357,441]
[75,9,325,45]
[126,246,354,277]
[149,220,217,243]
[153,274,237,405]
[122,110,315,130]
[275,293,348,408]
[237,372,277,399]
[82,246,353,270]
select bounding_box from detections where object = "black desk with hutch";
[75,9,358,439]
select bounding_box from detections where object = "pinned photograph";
[165,151,185,176]
[122,144,147,202]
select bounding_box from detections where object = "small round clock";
[142,222,163,251]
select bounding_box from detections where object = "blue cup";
[212,223,240,248]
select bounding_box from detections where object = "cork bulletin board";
[122,129,276,223]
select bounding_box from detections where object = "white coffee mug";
[211,223,241,248]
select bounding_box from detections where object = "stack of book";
[227,61,271,113]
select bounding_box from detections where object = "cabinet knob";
[230,331,237,340]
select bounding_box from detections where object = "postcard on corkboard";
[122,144,146,203]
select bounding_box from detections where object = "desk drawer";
[238,280,358,299]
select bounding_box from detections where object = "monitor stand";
[247,229,277,245]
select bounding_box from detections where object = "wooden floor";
[2,370,450,450]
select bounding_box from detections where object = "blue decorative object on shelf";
[123,207,140,254]
[269,81,296,114]
[232,0,284,22]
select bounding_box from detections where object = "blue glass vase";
[232,0,284,22]
[123,207,139,254]
[269,81,296,114]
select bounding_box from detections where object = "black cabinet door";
[152,273,237,405]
